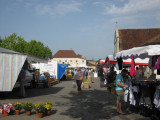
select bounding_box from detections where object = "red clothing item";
[130,55,136,76]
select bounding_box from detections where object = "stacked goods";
[88,76,92,83]
[67,74,72,79]
[84,78,89,89]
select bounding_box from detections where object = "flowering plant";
[34,103,45,113]
[44,104,52,111]
[23,102,33,111]
[44,102,52,110]
[44,101,52,106]
[3,103,14,113]
[0,106,3,113]
[14,102,23,110]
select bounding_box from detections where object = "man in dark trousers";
[98,65,104,88]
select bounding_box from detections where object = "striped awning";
[0,52,27,91]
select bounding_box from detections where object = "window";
[65,60,67,62]
[82,60,84,63]
[70,60,72,62]
[76,60,78,62]
[59,60,61,62]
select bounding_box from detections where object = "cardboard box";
[84,82,89,89]
[88,76,92,83]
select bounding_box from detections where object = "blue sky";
[1,0,160,60]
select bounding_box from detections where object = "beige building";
[86,60,96,69]
[52,50,86,67]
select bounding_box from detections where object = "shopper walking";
[74,68,84,95]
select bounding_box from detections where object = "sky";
[1,0,160,60]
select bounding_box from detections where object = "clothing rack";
[125,80,160,119]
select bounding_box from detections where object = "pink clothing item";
[130,55,136,76]
[103,67,108,73]
[154,56,160,69]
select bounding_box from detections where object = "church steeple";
[116,21,118,28]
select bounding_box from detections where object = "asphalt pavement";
[0,74,150,120]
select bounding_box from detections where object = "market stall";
[114,45,160,120]
[32,61,67,80]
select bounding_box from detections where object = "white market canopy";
[114,45,160,58]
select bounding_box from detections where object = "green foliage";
[23,102,33,111]
[34,103,45,113]
[84,78,89,82]
[77,54,82,58]
[25,40,52,59]
[1,33,17,50]
[14,102,23,110]
[0,36,3,45]
[0,33,52,59]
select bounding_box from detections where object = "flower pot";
[26,110,31,116]
[46,110,51,115]
[15,110,20,115]
[2,111,9,117]
[37,113,43,118]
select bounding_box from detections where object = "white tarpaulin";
[115,45,160,58]
[68,64,88,68]
[106,55,149,65]
[32,61,58,78]
[122,55,149,65]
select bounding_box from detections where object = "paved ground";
[0,75,150,120]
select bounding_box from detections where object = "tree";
[0,36,3,46]
[43,46,52,59]
[14,36,27,53]
[77,54,82,58]
[1,33,52,59]
[1,33,17,50]
[25,40,52,59]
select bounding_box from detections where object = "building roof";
[0,47,48,63]
[52,50,78,58]
[0,47,21,54]
[118,28,160,51]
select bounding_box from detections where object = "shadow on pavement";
[1,87,64,99]
[59,89,119,120]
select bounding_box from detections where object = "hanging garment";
[157,69,160,75]
[154,56,160,69]
[129,87,136,106]
[132,86,139,93]
[148,56,153,69]
[154,88,160,108]
[124,89,129,102]
[143,66,152,79]
[130,55,136,76]
[117,57,123,70]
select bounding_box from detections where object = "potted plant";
[23,102,33,116]
[0,106,3,114]
[34,103,45,118]
[14,102,23,115]
[44,102,52,115]
[3,103,14,116]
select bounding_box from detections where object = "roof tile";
[52,50,78,58]
[118,28,160,50]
